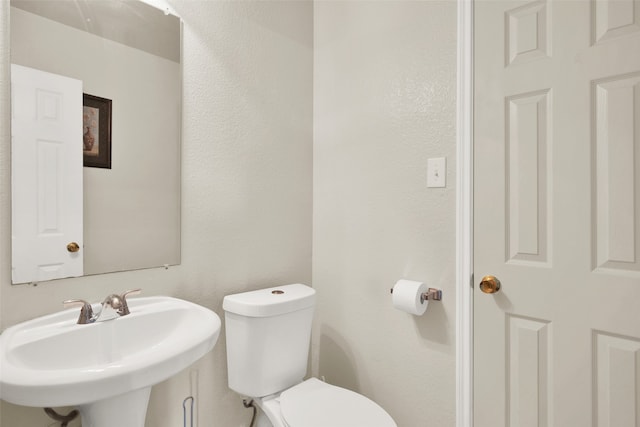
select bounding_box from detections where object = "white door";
[474,1,640,426]
[11,64,83,284]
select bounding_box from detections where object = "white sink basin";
[0,296,220,419]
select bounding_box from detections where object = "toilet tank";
[223,284,316,398]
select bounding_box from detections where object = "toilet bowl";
[223,284,396,427]
[254,377,396,427]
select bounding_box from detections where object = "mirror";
[10,0,181,284]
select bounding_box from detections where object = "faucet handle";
[63,299,94,324]
[119,288,142,316]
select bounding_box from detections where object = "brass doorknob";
[479,275,501,294]
[67,242,80,253]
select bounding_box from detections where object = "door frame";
[455,0,474,426]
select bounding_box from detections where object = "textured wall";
[1,1,458,426]
[0,1,313,426]
[312,1,458,426]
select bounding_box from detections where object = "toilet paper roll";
[392,279,428,315]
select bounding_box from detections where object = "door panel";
[593,72,640,272]
[11,64,83,284]
[505,89,551,266]
[474,0,640,426]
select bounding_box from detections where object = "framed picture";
[83,93,112,169]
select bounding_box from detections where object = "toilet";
[223,283,397,427]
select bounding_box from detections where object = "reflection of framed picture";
[83,93,112,169]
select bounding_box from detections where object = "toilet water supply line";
[243,398,258,427]
[43,407,79,427]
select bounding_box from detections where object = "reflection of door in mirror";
[10,1,182,284]
[11,64,83,284]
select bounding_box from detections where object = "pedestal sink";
[0,296,221,427]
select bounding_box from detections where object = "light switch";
[427,157,446,188]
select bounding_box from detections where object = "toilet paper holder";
[390,287,442,303]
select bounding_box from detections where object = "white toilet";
[223,283,397,427]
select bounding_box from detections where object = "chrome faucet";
[63,289,142,324]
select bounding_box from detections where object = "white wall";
[312,1,458,426]
[1,1,458,426]
[0,1,313,426]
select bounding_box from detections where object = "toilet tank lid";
[223,284,316,317]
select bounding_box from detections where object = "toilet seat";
[279,378,397,427]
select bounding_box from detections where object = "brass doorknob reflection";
[479,275,501,294]
[67,242,80,253]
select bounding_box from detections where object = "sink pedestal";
[78,387,151,427]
